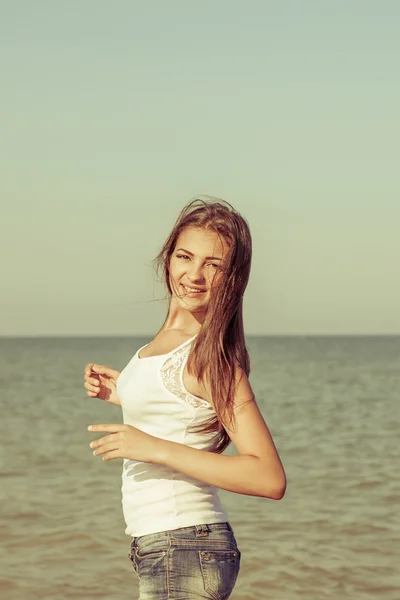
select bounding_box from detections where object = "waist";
[121,466,228,537]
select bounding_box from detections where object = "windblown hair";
[153,197,252,453]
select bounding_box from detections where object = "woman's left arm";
[158,369,286,500]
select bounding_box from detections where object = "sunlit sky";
[1,1,399,336]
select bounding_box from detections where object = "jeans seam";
[166,532,172,599]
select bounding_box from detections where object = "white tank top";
[117,334,229,537]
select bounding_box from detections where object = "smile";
[182,285,206,294]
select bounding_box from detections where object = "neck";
[162,297,204,334]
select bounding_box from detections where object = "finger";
[92,440,120,456]
[91,365,106,374]
[90,433,117,449]
[84,369,98,381]
[91,365,119,379]
[85,385,100,398]
[84,381,100,393]
[83,372,101,388]
[89,364,107,377]
[88,377,101,387]
[88,424,126,432]
[84,363,95,375]
[102,449,122,462]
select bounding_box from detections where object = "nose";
[187,261,205,283]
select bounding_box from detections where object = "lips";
[181,284,206,294]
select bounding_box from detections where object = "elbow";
[272,480,286,500]
[264,475,287,500]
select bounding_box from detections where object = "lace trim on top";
[160,344,212,410]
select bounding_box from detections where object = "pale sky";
[1,1,399,336]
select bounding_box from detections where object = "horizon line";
[1,333,399,339]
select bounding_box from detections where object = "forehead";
[175,227,227,257]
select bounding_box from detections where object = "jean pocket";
[135,540,167,574]
[136,547,167,560]
[200,548,241,600]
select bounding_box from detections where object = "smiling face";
[168,227,228,313]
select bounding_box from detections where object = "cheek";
[169,260,185,281]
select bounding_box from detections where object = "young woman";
[84,197,286,600]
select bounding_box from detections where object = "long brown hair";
[153,197,252,453]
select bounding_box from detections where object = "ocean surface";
[0,335,399,600]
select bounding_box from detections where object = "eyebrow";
[176,248,223,261]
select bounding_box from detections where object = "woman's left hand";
[88,423,166,464]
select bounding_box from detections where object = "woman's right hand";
[84,363,121,407]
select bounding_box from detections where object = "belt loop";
[195,524,210,537]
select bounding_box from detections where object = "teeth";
[183,285,205,293]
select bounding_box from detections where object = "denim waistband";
[131,521,233,544]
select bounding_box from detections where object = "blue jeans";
[128,522,241,599]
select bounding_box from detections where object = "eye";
[209,263,220,269]
[176,254,190,260]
